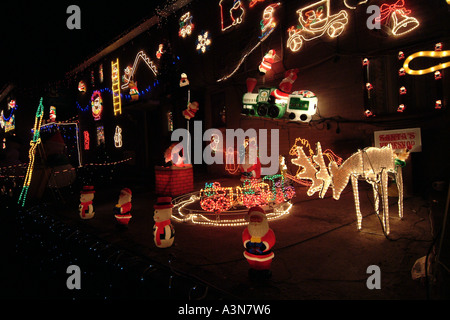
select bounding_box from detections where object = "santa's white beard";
[248,220,269,238]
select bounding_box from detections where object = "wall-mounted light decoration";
[375,0,419,36]
[114,126,123,148]
[1,100,17,133]
[78,80,86,92]
[179,12,194,38]
[99,64,104,83]
[121,51,158,90]
[219,0,245,32]
[196,31,212,54]
[403,50,450,75]
[49,106,56,122]
[18,98,44,207]
[111,59,122,116]
[167,111,174,132]
[156,44,164,59]
[91,91,103,121]
[362,57,375,117]
[96,126,105,146]
[286,0,348,53]
[216,2,281,82]
[84,130,90,150]
[249,0,266,8]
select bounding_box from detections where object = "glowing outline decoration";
[114,125,123,148]
[121,50,158,90]
[179,12,194,38]
[18,98,45,207]
[286,0,348,53]
[219,0,245,32]
[217,2,281,82]
[403,50,450,75]
[375,0,419,36]
[111,59,122,116]
[196,31,212,54]
[91,91,103,121]
[84,130,90,150]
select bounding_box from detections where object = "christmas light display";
[156,44,164,59]
[121,51,158,90]
[219,0,245,32]
[375,0,419,36]
[91,91,103,121]
[114,126,123,148]
[179,12,194,38]
[249,0,266,8]
[114,188,133,226]
[363,57,375,117]
[18,98,45,207]
[84,131,90,150]
[287,0,348,53]
[78,81,86,92]
[217,3,281,82]
[111,59,122,116]
[49,106,56,122]
[328,144,408,235]
[403,50,449,75]
[196,31,211,54]
[97,126,105,146]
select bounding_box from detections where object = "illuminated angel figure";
[286,0,348,52]
[196,31,212,54]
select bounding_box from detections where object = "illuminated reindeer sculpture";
[328,144,409,235]
[287,139,409,235]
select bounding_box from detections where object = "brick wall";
[155,165,194,197]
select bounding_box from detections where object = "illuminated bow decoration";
[375,0,411,23]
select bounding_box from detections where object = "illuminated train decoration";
[200,174,295,213]
[242,88,318,122]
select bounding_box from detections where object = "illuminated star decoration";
[196,31,212,54]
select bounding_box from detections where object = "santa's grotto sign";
[374,127,422,153]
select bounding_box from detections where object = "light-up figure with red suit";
[242,206,276,279]
[239,138,261,182]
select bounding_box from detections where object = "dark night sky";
[0,1,164,89]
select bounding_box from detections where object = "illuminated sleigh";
[287,0,348,52]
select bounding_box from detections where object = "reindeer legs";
[350,175,363,231]
[397,166,404,219]
[381,169,390,235]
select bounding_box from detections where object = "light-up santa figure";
[242,206,276,278]
[239,138,261,182]
[114,188,132,226]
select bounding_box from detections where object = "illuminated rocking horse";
[328,144,409,235]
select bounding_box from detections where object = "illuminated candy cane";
[403,50,450,75]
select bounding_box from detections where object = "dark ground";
[1,166,449,311]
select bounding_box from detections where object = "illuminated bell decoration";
[399,86,407,95]
[78,81,86,92]
[435,100,442,109]
[91,91,103,120]
[397,104,406,112]
[377,0,419,36]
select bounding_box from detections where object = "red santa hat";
[247,206,267,222]
[120,188,132,196]
[154,197,174,209]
